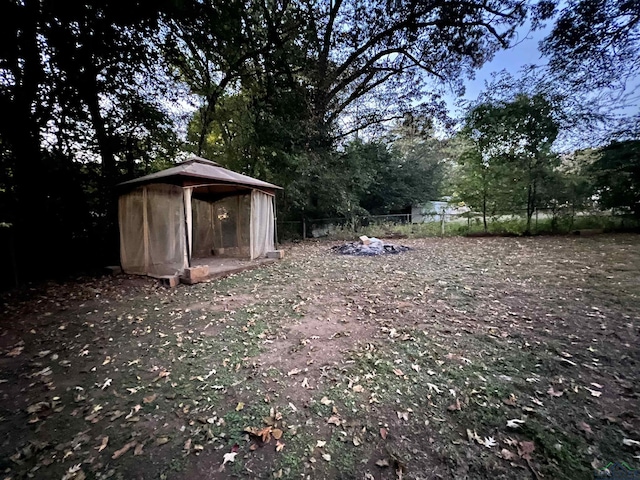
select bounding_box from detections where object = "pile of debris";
[332,235,410,256]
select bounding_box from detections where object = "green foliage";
[2,0,639,286]
[455,92,562,232]
[542,0,640,93]
[173,0,538,220]
[0,0,183,279]
[589,140,640,217]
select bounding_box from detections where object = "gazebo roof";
[118,156,282,190]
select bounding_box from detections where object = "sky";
[443,22,639,149]
[445,24,549,115]
[462,28,548,101]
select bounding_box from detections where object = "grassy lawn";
[1,234,639,480]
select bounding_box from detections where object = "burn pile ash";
[331,236,410,256]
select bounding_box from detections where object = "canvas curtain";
[191,197,215,258]
[119,184,187,276]
[192,194,251,258]
[250,190,275,259]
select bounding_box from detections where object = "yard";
[1,235,639,480]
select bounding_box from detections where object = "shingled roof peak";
[180,155,221,167]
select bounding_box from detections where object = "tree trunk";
[526,184,533,234]
[8,0,47,281]
[197,90,224,156]
[482,192,488,233]
[83,78,119,264]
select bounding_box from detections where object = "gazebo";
[117,156,281,278]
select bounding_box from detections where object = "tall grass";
[306,214,639,240]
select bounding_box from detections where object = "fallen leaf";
[134,443,144,456]
[247,426,273,443]
[100,378,112,390]
[547,387,564,397]
[506,419,525,429]
[276,440,285,452]
[109,410,124,421]
[502,394,517,406]
[322,453,331,461]
[447,398,461,411]
[287,368,301,376]
[26,402,49,414]
[352,385,364,392]
[353,436,361,446]
[466,429,482,444]
[320,397,333,406]
[392,368,404,376]
[143,393,157,404]
[125,405,141,419]
[426,383,441,394]
[327,415,341,426]
[577,421,593,435]
[484,437,497,448]
[112,441,136,459]
[6,346,24,357]
[61,463,84,480]
[96,436,109,453]
[222,451,237,465]
[500,448,517,460]
[155,437,169,446]
[623,438,640,447]
[236,402,245,411]
[517,441,535,460]
[380,428,388,439]
[316,440,326,448]
[376,459,390,468]
[584,387,602,397]
[411,364,420,372]
[272,428,283,440]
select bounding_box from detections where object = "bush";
[310,213,639,241]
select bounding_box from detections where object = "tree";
[459,93,560,233]
[589,140,640,217]
[300,0,534,143]
[348,137,445,216]
[451,136,515,231]
[0,0,181,278]
[541,0,640,94]
[165,0,307,156]
[171,0,542,220]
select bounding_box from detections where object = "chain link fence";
[277,208,639,242]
